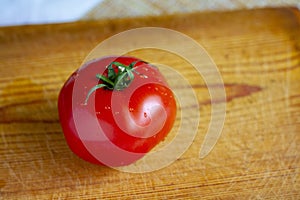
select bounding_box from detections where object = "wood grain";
[1,7,300,199]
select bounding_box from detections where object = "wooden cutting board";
[1,7,300,199]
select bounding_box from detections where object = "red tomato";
[58,56,176,166]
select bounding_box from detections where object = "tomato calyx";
[84,60,147,105]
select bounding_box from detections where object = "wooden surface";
[1,7,300,199]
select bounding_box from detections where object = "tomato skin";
[58,56,176,166]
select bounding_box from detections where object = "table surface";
[0,7,300,199]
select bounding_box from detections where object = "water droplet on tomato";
[144,112,147,118]
[129,108,134,112]
[139,74,148,78]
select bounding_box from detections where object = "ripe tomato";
[58,56,177,166]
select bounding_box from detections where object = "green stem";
[84,60,142,104]
[84,83,108,105]
[96,74,114,86]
